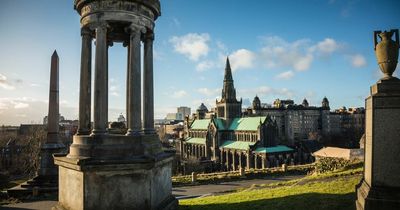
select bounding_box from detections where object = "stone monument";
[8,51,65,197]
[53,0,177,209]
[356,29,400,210]
[38,51,66,183]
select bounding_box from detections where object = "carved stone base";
[53,151,177,210]
[7,143,65,198]
[356,179,400,210]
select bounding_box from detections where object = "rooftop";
[228,116,266,131]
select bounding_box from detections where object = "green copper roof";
[220,140,256,150]
[190,119,210,130]
[228,116,266,131]
[185,137,206,145]
[254,145,294,153]
[214,118,225,130]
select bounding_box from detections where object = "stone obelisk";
[356,29,400,210]
[7,51,66,197]
[37,50,65,181]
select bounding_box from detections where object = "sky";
[0,0,399,126]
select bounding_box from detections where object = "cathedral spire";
[224,57,233,81]
[221,57,237,101]
[216,57,242,120]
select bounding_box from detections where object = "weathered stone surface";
[55,1,177,209]
[55,154,175,210]
[356,65,400,209]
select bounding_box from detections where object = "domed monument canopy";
[74,0,161,43]
[54,1,178,209]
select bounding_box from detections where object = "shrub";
[315,157,351,174]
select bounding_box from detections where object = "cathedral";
[181,58,294,171]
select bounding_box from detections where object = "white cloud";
[260,36,314,71]
[109,79,120,97]
[293,54,313,71]
[350,54,367,68]
[260,36,342,72]
[313,38,340,55]
[0,73,16,90]
[229,49,256,71]
[169,33,210,61]
[238,86,294,99]
[197,88,221,96]
[14,102,29,109]
[275,71,295,80]
[171,90,187,99]
[196,60,214,72]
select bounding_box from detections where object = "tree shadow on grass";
[179,192,355,210]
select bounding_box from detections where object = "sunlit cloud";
[229,49,256,71]
[275,70,295,80]
[238,86,294,99]
[169,33,210,61]
[14,102,29,109]
[349,54,367,68]
[0,73,16,90]
[260,36,342,72]
[196,60,214,72]
[197,88,221,96]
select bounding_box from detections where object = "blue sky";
[0,0,399,125]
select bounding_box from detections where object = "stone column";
[238,153,243,169]
[92,23,108,135]
[220,149,225,165]
[261,156,266,169]
[226,150,230,170]
[143,32,155,134]
[254,155,258,169]
[232,151,236,171]
[77,28,92,135]
[126,26,143,136]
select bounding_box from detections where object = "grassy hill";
[179,164,362,210]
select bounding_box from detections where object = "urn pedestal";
[355,78,400,210]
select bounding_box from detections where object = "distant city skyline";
[1,0,399,125]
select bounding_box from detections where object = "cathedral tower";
[216,57,242,122]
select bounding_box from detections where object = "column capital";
[125,24,146,37]
[143,32,154,41]
[89,21,110,31]
[81,27,93,37]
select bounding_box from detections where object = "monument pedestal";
[54,134,177,210]
[356,78,400,210]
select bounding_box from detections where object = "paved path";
[173,175,304,199]
[2,175,304,209]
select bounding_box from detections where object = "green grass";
[179,165,362,210]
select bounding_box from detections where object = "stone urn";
[374,29,399,79]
